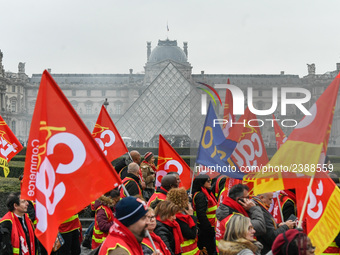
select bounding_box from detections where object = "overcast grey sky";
[1,0,340,77]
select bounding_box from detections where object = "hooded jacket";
[218,239,263,255]
[92,196,115,249]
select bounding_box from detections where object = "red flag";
[92,105,128,162]
[156,134,193,190]
[295,173,340,254]
[21,70,121,253]
[253,71,340,195]
[227,108,269,195]
[0,115,23,177]
[272,115,287,150]
[222,79,235,137]
[230,108,269,173]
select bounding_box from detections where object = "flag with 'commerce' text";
[92,105,128,162]
[21,70,121,254]
[0,115,23,177]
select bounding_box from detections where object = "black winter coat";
[154,221,179,255]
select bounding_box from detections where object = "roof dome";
[148,39,187,64]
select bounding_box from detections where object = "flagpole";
[297,175,315,229]
[275,191,284,223]
[145,230,158,253]
[127,151,133,161]
[189,163,196,195]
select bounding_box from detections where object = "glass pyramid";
[116,62,204,146]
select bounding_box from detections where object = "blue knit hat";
[115,196,148,226]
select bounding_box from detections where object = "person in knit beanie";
[141,152,157,201]
[270,229,315,255]
[99,197,149,255]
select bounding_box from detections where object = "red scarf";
[201,187,218,207]
[156,215,184,254]
[9,212,35,255]
[222,196,249,217]
[175,213,196,228]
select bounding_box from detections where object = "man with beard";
[99,196,149,255]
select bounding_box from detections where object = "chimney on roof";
[280,71,284,75]
[336,63,340,71]
[47,68,52,73]
[129,69,133,84]
[147,42,151,61]
[183,42,188,58]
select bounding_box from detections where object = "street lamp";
[103,98,109,109]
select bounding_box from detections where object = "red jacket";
[147,186,168,208]
[0,211,36,255]
[99,218,143,255]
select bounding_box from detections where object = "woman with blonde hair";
[218,214,263,255]
[167,188,199,255]
[154,200,183,255]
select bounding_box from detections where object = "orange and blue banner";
[196,102,243,179]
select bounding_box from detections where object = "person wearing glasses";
[142,208,171,255]
[216,184,266,241]
[192,174,218,255]
[218,214,263,255]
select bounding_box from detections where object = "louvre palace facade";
[0,38,339,148]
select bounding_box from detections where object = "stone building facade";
[0,39,339,147]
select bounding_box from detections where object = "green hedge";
[11,155,26,162]
[0,167,23,178]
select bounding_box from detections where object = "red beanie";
[271,229,301,255]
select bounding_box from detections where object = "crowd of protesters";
[2,150,337,255]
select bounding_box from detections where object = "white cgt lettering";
[35,132,86,233]
[232,132,263,168]
[0,137,17,160]
[95,130,115,156]
[155,160,183,187]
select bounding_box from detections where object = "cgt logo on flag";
[92,124,116,156]
[21,70,122,253]
[32,124,86,233]
[0,116,23,177]
[92,105,128,162]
